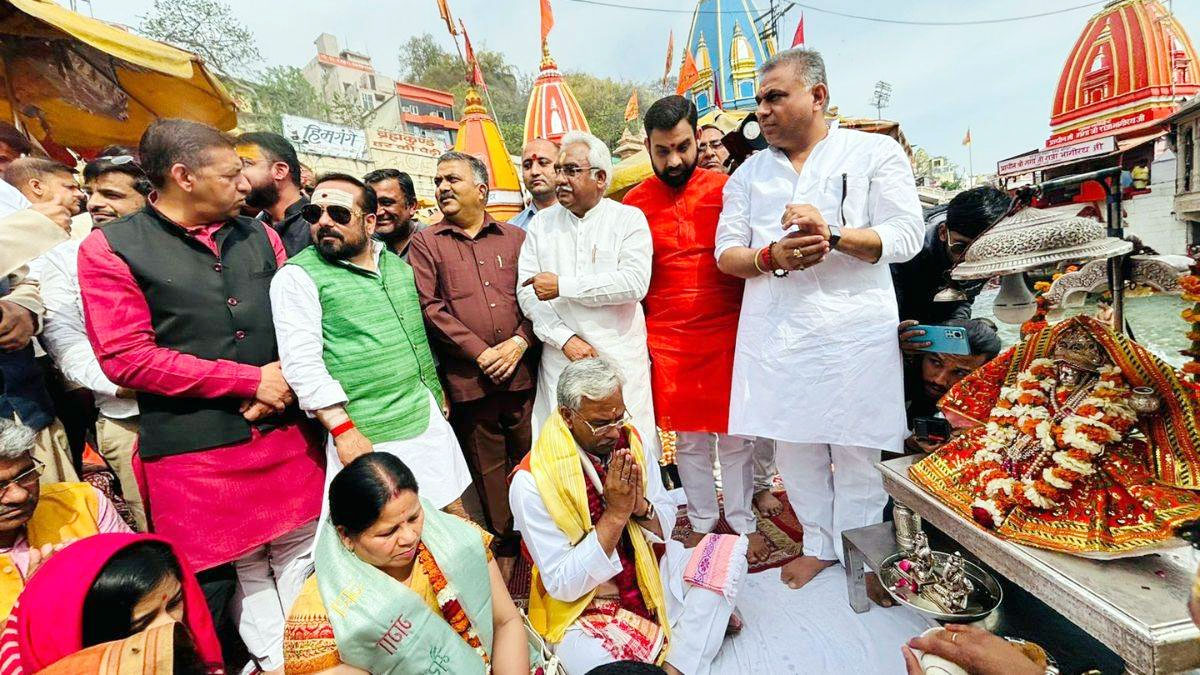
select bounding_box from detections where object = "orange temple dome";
[523,41,591,145]
[454,87,524,221]
[1047,0,1199,147]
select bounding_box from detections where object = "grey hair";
[437,151,490,188]
[760,47,829,111]
[556,357,624,411]
[0,419,35,462]
[559,131,613,187]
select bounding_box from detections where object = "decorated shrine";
[523,40,590,145]
[453,86,523,221]
[683,0,775,116]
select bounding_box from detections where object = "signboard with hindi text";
[368,127,446,158]
[282,115,367,160]
[997,136,1116,177]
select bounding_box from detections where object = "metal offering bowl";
[879,550,1003,622]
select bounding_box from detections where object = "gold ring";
[792,248,802,258]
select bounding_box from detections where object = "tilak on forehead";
[234,144,264,161]
[311,187,356,210]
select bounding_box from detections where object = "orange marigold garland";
[418,543,490,667]
[1181,262,1200,381]
[959,358,1137,528]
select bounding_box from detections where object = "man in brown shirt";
[408,151,538,571]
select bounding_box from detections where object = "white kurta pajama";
[517,200,659,458]
[270,245,472,510]
[714,127,924,563]
[510,437,746,675]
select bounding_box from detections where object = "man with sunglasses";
[510,357,746,675]
[236,132,311,258]
[78,119,326,674]
[270,173,473,520]
[36,153,152,528]
[517,131,658,460]
[0,418,131,620]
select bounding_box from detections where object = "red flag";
[540,0,555,42]
[460,20,485,87]
[661,30,674,88]
[712,78,722,109]
[676,48,699,96]
[791,11,804,47]
[437,0,458,36]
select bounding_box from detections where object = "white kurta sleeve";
[867,138,925,265]
[714,163,754,260]
[517,221,576,351]
[269,265,348,412]
[510,471,624,603]
[39,248,120,397]
[556,210,652,307]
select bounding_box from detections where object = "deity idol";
[910,316,1200,557]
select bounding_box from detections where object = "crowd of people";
[0,46,1036,675]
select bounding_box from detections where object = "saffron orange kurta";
[624,168,742,433]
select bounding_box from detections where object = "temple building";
[454,86,524,221]
[997,0,1198,254]
[523,38,590,144]
[683,0,775,115]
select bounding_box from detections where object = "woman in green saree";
[283,453,530,674]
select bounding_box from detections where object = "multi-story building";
[303,33,395,115]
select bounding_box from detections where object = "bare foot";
[753,489,785,518]
[747,531,770,565]
[865,571,895,607]
[780,555,836,589]
[497,555,517,584]
[682,530,706,548]
[725,609,744,636]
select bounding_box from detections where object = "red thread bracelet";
[330,420,355,437]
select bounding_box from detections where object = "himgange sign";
[997,136,1116,177]
[282,115,367,160]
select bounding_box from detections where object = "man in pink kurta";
[78,120,324,673]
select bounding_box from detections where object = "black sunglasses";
[301,203,359,225]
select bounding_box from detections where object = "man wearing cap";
[271,173,473,518]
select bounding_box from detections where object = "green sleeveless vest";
[288,247,442,442]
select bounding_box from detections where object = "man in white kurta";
[510,357,746,675]
[715,49,924,592]
[517,131,658,458]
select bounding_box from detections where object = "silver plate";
[879,550,1003,622]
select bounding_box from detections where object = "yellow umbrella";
[0,0,236,157]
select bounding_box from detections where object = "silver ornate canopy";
[950,206,1133,281]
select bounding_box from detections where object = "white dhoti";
[553,537,748,675]
[321,391,472,513]
[775,442,888,564]
[675,432,755,534]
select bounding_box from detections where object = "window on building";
[1183,125,1194,193]
[361,92,373,110]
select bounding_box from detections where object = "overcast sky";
[87,0,1200,176]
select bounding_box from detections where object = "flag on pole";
[624,89,639,122]
[460,20,485,87]
[437,0,458,36]
[791,12,805,46]
[540,0,555,42]
[676,49,699,96]
[962,128,972,146]
[661,31,674,89]
[712,77,722,109]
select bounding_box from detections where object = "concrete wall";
[1126,152,1188,254]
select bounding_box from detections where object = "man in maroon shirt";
[408,151,538,577]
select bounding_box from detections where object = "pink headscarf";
[0,533,223,673]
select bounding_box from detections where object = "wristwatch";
[827,223,842,250]
[634,498,655,522]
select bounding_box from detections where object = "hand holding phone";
[907,324,970,356]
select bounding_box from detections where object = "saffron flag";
[676,49,699,96]
[461,20,485,87]
[962,128,972,146]
[437,0,458,36]
[624,89,639,122]
[791,12,805,46]
[540,0,555,42]
[661,31,674,89]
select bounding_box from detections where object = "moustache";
[317,228,344,241]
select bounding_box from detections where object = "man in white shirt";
[517,131,657,456]
[511,137,559,231]
[38,155,151,528]
[715,48,924,597]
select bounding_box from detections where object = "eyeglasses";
[301,203,361,225]
[574,410,630,436]
[697,140,725,153]
[947,240,971,256]
[553,164,598,178]
[0,459,43,499]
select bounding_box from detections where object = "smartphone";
[910,324,970,356]
[913,416,953,443]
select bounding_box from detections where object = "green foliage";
[137,0,261,77]
[234,66,324,133]
[940,178,963,191]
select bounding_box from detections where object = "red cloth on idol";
[624,168,742,433]
[78,216,325,570]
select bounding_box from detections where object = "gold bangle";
[753,247,768,274]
